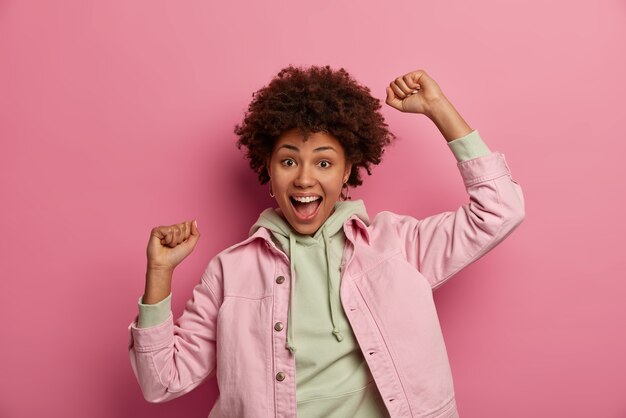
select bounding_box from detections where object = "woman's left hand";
[385,69,446,116]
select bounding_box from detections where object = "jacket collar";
[342,214,371,246]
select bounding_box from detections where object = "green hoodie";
[249,199,390,417]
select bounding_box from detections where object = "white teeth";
[292,196,320,203]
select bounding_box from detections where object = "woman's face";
[267,128,352,236]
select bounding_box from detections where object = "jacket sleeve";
[127,257,223,402]
[391,131,525,290]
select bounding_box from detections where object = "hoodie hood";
[249,199,370,353]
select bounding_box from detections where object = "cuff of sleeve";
[137,292,172,328]
[456,152,513,187]
[447,129,492,162]
[128,310,174,352]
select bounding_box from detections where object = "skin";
[266,128,352,236]
[141,69,473,304]
[385,69,473,141]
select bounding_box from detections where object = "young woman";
[128,65,525,418]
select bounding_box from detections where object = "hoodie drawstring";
[323,227,344,342]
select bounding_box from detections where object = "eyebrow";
[278,144,338,153]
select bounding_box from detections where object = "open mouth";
[289,195,323,221]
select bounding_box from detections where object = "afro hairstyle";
[234,64,397,187]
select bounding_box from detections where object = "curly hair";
[233,64,396,187]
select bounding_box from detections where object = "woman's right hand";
[385,69,446,116]
[146,220,201,272]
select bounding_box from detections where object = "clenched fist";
[146,220,201,272]
[385,69,446,115]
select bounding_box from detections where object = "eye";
[281,158,296,167]
[319,160,331,168]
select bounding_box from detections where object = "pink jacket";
[127,151,525,418]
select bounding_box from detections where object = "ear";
[343,162,352,184]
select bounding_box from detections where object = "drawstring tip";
[286,342,296,353]
[332,328,344,342]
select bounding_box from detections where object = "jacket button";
[274,322,284,331]
[276,372,286,381]
[276,276,285,284]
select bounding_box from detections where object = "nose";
[293,164,316,188]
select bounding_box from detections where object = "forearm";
[426,97,473,143]
[142,265,173,304]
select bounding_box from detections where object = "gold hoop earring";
[340,182,350,201]
[269,181,275,198]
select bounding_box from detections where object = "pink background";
[1,0,625,417]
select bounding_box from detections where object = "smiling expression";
[267,128,352,236]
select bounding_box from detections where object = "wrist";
[423,95,449,119]
[425,97,473,142]
[147,261,175,274]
